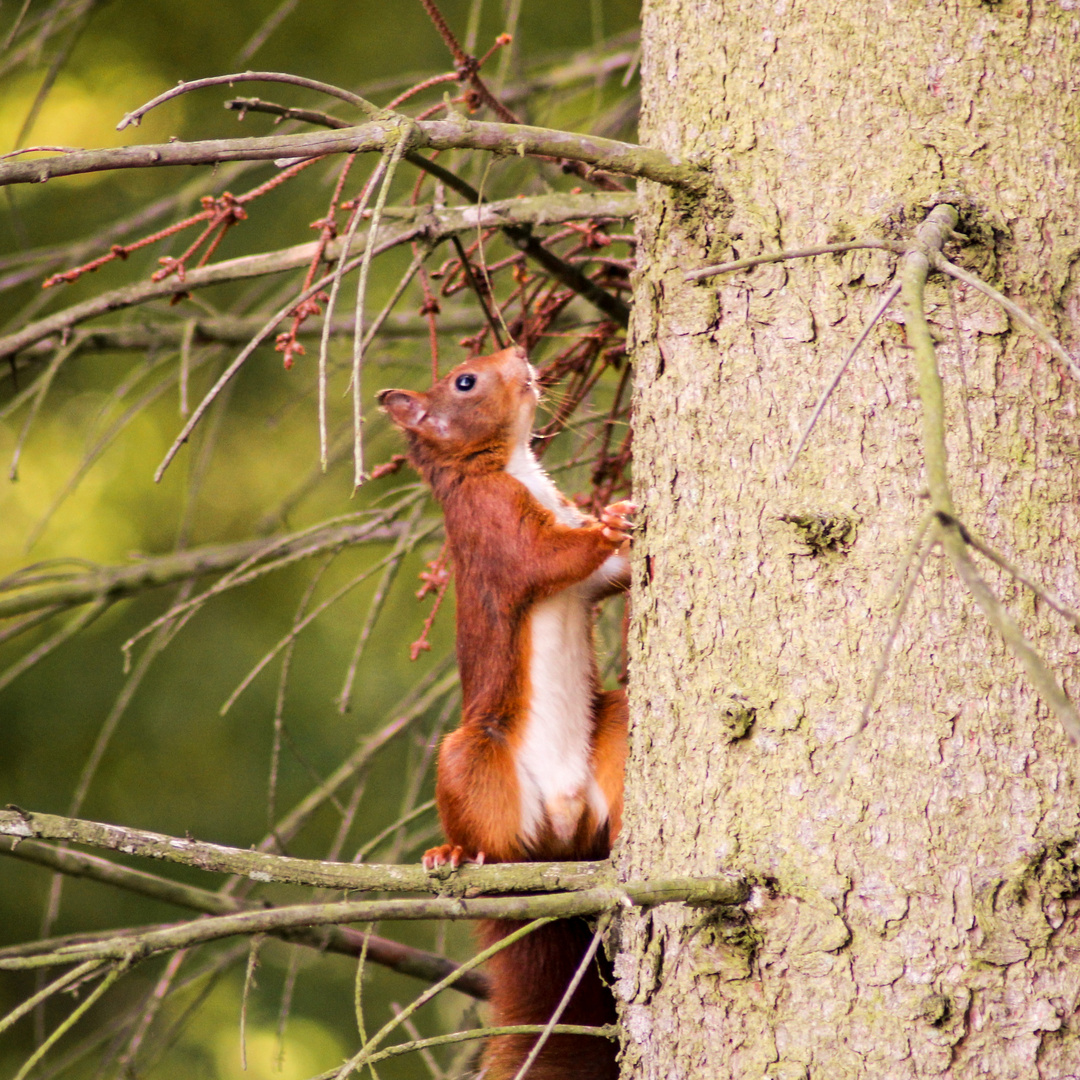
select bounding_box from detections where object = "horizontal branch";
[0,838,489,998]
[0,191,635,362]
[218,100,632,325]
[684,239,903,281]
[12,310,483,361]
[0,118,707,193]
[0,517,410,620]
[0,808,615,895]
[0,875,746,970]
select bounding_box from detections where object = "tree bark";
[617,1,1080,1077]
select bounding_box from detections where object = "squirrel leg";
[424,722,525,867]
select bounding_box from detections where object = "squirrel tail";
[477,918,618,1080]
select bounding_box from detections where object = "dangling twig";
[317,157,387,469]
[786,281,901,475]
[350,123,416,489]
[510,913,612,1080]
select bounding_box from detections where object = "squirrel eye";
[454,373,477,392]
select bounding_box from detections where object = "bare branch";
[217,518,441,715]
[902,205,1080,743]
[115,71,380,131]
[0,875,744,970]
[258,667,457,854]
[0,838,490,999]
[0,118,708,193]
[224,96,632,326]
[0,807,617,896]
[934,510,1080,631]
[0,518,410,621]
[932,252,1080,384]
[0,191,635,363]
[351,134,412,486]
[10,965,125,1080]
[786,281,902,475]
[0,958,104,1038]
[10,310,480,358]
[685,239,903,281]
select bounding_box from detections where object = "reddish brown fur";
[379,346,628,1078]
[479,917,619,1080]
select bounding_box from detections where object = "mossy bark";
[617,1,1080,1076]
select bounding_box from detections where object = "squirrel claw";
[422,843,486,870]
[599,499,636,543]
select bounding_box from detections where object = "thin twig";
[318,158,386,469]
[254,664,458,855]
[786,281,902,475]
[0,119,708,194]
[7,337,77,480]
[26,350,201,551]
[268,553,335,830]
[392,1007,448,1080]
[356,1023,616,1071]
[0,838,489,997]
[351,126,414,488]
[153,273,339,481]
[935,510,1080,632]
[856,521,937,742]
[831,518,936,789]
[114,948,189,1078]
[234,0,299,64]
[510,914,611,1080]
[353,799,438,864]
[945,280,976,466]
[904,206,1080,743]
[116,71,380,131]
[685,240,902,281]
[337,503,427,712]
[0,959,104,1037]
[932,253,1080,385]
[0,599,107,694]
[217,518,440,715]
[239,936,264,1070]
[12,963,126,1080]
[451,233,505,347]
[335,919,555,1080]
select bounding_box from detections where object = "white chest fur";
[506,443,610,847]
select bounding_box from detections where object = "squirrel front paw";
[599,500,636,544]
[422,843,486,870]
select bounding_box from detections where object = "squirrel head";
[378,345,538,478]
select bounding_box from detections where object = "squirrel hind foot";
[422,843,486,870]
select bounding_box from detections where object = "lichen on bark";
[618,1,1080,1076]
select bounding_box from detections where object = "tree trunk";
[617,1,1080,1077]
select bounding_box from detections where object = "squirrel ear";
[378,389,427,431]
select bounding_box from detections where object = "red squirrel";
[378,344,631,1080]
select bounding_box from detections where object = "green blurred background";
[0,1,639,1077]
